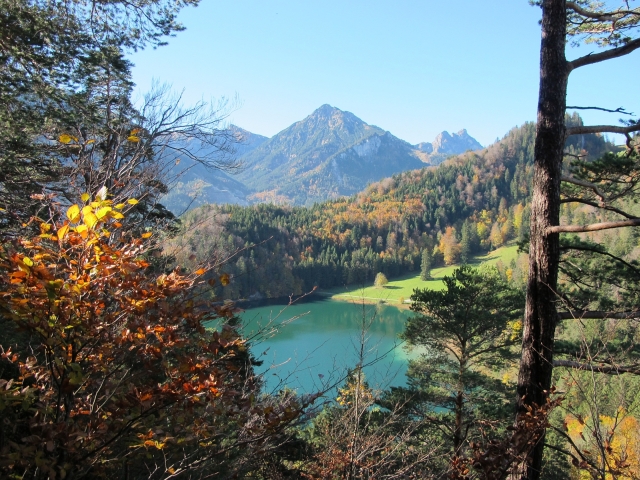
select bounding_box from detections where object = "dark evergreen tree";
[401,266,524,456]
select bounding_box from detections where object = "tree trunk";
[454,388,464,455]
[515,1,568,479]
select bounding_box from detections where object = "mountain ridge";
[161,105,484,212]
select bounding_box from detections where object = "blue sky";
[129,1,640,147]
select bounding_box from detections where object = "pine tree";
[403,266,524,455]
[420,248,432,280]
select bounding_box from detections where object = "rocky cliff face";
[413,129,483,164]
[235,105,425,205]
[160,105,484,210]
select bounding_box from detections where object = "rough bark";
[515,1,568,479]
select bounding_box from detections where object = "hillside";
[163,115,615,300]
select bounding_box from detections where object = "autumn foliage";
[0,195,303,479]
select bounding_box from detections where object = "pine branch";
[547,218,640,234]
[566,35,640,72]
[565,1,637,20]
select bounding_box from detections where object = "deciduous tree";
[0,196,306,479]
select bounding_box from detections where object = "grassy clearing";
[326,244,521,306]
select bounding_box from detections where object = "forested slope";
[165,115,614,300]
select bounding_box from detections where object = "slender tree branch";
[566,122,640,137]
[559,197,638,219]
[560,244,640,274]
[558,310,640,320]
[554,359,640,375]
[566,2,616,20]
[547,218,640,234]
[568,37,640,71]
[567,105,635,116]
[561,175,606,203]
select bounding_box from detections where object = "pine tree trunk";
[515,1,568,479]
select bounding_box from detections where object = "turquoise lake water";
[238,298,415,395]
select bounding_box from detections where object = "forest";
[166,116,613,300]
[1,1,640,480]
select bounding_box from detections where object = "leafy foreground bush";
[0,196,306,479]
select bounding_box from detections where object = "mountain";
[160,126,266,214]
[161,105,484,210]
[414,129,484,164]
[235,105,426,205]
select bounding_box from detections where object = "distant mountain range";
[161,105,483,212]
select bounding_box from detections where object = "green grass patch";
[326,244,521,305]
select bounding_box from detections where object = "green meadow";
[327,244,521,306]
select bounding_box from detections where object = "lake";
[238,297,415,396]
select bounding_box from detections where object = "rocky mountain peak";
[415,129,483,158]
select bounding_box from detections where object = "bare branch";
[568,37,640,70]
[558,310,640,320]
[559,197,638,219]
[567,105,635,116]
[566,122,640,136]
[547,218,640,234]
[561,175,606,203]
[560,243,640,274]
[554,359,640,375]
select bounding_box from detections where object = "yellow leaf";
[141,232,152,239]
[58,134,72,144]
[85,139,95,145]
[130,128,141,135]
[127,135,140,143]
[96,207,112,219]
[81,193,90,202]
[220,273,230,286]
[82,205,93,217]
[114,203,125,210]
[127,198,139,205]
[84,212,98,229]
[75,224,88,235]
[57,224,69,241]
[66,205,81,223]
[111,211,124,220]
[22,257,34,267]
